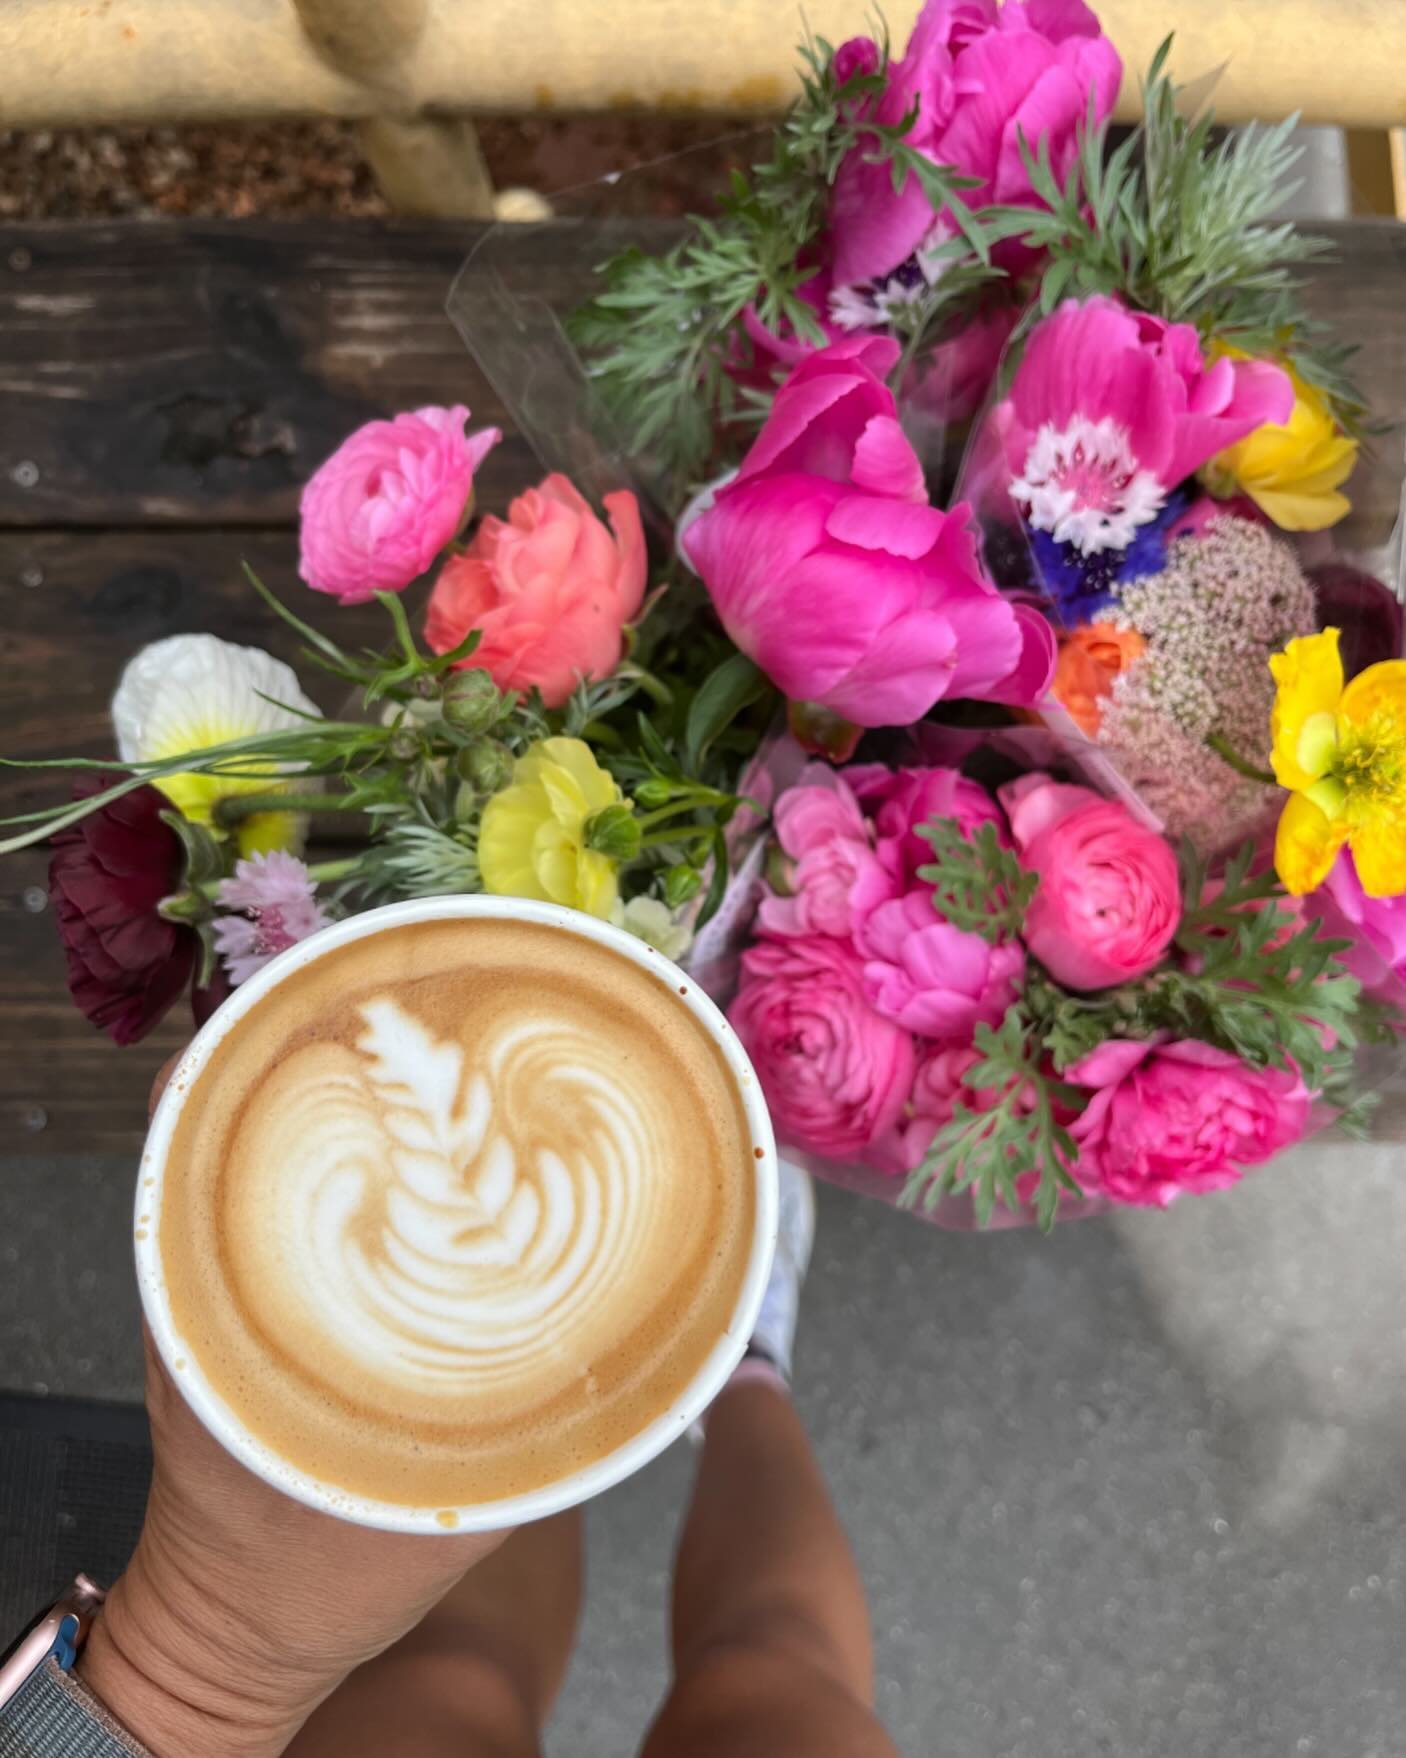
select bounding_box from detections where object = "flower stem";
[616,664,675,709]
[213,792,361,825]
[1206,734,1277,787]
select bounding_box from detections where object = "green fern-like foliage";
[992,38,1364,429]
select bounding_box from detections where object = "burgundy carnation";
[48,780,196,1046]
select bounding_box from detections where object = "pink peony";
[757,772,892,940]
[847,761,1005,888]
[730,935,915,1159]
[999,297,1294,556]
[213,851,331,986]
[682,336,1055,726]
[424,474,645,709]
[299,405,500,604]
[828,0,1122,292]
[855,888,1024,1037]
[1311,848,1406,999]
[1067,1037,1312,1207]
[1000,772,1180,990]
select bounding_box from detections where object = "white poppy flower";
[112,634,322,856]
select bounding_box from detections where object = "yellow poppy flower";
[1268,628,1406,895]
[478,736,624,917]
[1205,356,1357,532]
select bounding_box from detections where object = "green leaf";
[683,653,769,773]
[916,817,1038,943]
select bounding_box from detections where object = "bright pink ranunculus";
[730,935,915,1159]
[829,0,1122,291]
[424,474,645,709]
[997,297,1294,556]
[1068,1037,1311,1207]
[682,337,1056,726]
[1312,848,1406,1000]
[299,405,500,604]
[868,1042,990,1175]
[1000,772,1179,990]
[757,772,892,941]
[855,888,1024,1037]
[848,762,1004,888]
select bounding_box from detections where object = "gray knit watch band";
[0,1660,150,1758]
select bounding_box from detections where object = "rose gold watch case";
[0,1575,106,1708]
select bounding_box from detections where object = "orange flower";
[1052,623,1147,736]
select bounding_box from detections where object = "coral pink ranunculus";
[999,297,1294,556]
[682,337,1055,726]
[828,0,1122,292]
[299,405,500,604]
[757,772,891,941]
[425,475,646,710]
[730,935,915,1159]
[855,888,1024,1037]
[1067,1037,1311,1207]
[1000,772,1179,989]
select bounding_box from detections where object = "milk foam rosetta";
[160,919,756,1508]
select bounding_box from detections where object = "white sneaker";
[747,1155,816,1384]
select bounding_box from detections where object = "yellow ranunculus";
[1205,355,1358,532]
[478,736,624,917]
[1268,628,1406,896]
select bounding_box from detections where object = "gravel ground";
[0,116,751,220]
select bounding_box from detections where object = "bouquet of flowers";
[6,0,1404,1231]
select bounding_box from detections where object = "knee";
[644,1637,880,1758]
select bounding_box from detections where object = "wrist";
[77,1541,341,1758]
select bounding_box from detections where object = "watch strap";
[0,1660,151,1758]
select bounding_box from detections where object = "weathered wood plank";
[0,220,546,527]
[0,848,184,1152]
[0,530,388,816]
[0,219,1402,534]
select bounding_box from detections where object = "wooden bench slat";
[0,218,1402,535]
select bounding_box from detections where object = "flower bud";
[584,803,641,862]
[663,863,703,907]
[441,667,502,735]
[456,737,514,794]
[633,777,675,810]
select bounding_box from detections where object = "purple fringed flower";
[213,851,330,985]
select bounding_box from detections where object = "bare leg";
[641,1373,900,1758]
[286,1509,583,1758]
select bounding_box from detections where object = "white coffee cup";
[135,894,778,1533]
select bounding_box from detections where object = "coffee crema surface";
[161,918,756,1508]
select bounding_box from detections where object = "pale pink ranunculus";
[1312,848,1406,1000]
[848,762,1005,888]
[682,337,1056,727]
[1067,1037,1312,1208]
[997,297,1294,556]
[424,475,645,709]
[828,0,1122,291]
[1000,772,1179,990]
[855,888,1024,1038]
[730,935,916,1159]
[299,405,500,604]
[757,772,893,940]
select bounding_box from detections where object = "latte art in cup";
[153,912,763,1515]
